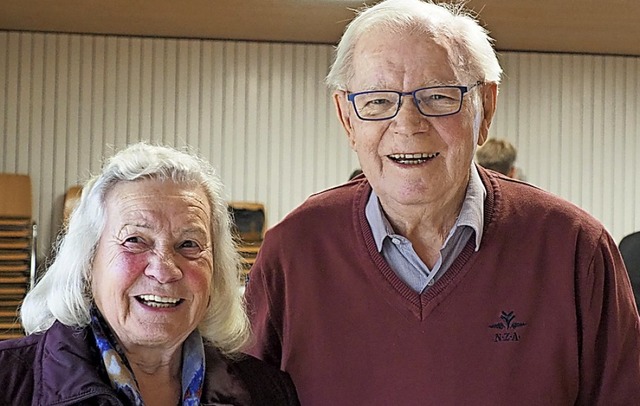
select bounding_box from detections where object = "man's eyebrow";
[355,80,458,92]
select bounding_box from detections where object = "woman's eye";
[123,236,143,245]
[178,240,204,258]
[122,236,148,252]
[179,240,202,251]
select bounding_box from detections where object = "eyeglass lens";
[352,87,464,119]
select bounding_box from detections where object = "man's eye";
[369,98,392,105]
[424,93,454,102]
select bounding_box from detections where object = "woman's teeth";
[137,294,181,308]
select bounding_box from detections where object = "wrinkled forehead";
[349,27,464,88]
[104,178,212,219]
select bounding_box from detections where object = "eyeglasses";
[346,81,483,121]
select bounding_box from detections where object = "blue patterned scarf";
[90,308,205,405]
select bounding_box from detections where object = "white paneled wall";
[0,31,358,260]
[1,31,639,262]
[493,52,640,244]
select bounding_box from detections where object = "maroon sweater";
[246,168,640,405]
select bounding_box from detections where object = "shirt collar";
[365,164,487,252]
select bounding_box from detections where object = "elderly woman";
[0,143,299,405]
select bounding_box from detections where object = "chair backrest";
[228,202,266,243]
[0,174,32,219]
[63,185,83,225]
[619,231,640,310]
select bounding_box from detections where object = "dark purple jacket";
[0,321,299,405]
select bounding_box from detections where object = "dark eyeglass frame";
[346,81,483,121]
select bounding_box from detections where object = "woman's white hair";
[20,142,250,355]
[325,0,503,90]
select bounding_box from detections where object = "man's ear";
[477,82,498,146]
[333,90,357,150]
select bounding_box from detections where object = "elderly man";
[246,0,640,404]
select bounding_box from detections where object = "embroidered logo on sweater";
[489,311,527,342]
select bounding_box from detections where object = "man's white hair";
[326,0,502,91]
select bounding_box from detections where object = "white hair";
[325,0,503,90]
[21,142,250,355]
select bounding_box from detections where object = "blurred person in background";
[475,137,518,178]
[348,168,364,180]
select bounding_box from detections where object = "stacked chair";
[0,174,37,340]
[228,202,266,289]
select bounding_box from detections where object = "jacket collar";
[38,322,248,405]
[37,322,120,405]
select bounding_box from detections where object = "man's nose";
[393,95,428,133]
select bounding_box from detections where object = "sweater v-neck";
[352,172,497,321]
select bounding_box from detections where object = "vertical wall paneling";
[279,44,294,219]
[579,56,595,215]
[254,43,270,203]
[593,57,606,226]
[625,60,639,228]
[493,52,640,244]
[16,34,31,175]
[209,41,225,187]
[267,43,284,222]
[546,55,562,195]
[198,41,212,161]
[611,58,626,237]
[232,42,248,201]
[4,33,19,172]
[138,38,152,142]
[244,42,258,200]
[127,38,140,146]
[0,33,6,168]
[174,39,188,147]
[188,41,202,154]
[1,31,638,261]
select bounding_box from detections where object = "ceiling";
[1,0,639,57]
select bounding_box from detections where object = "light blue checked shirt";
[365,164,486,293]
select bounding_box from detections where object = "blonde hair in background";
[475,138,518,177]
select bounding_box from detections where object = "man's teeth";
[388,152,438,164]
[137,294,181,308]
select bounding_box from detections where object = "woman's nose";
[145,250,183,283]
